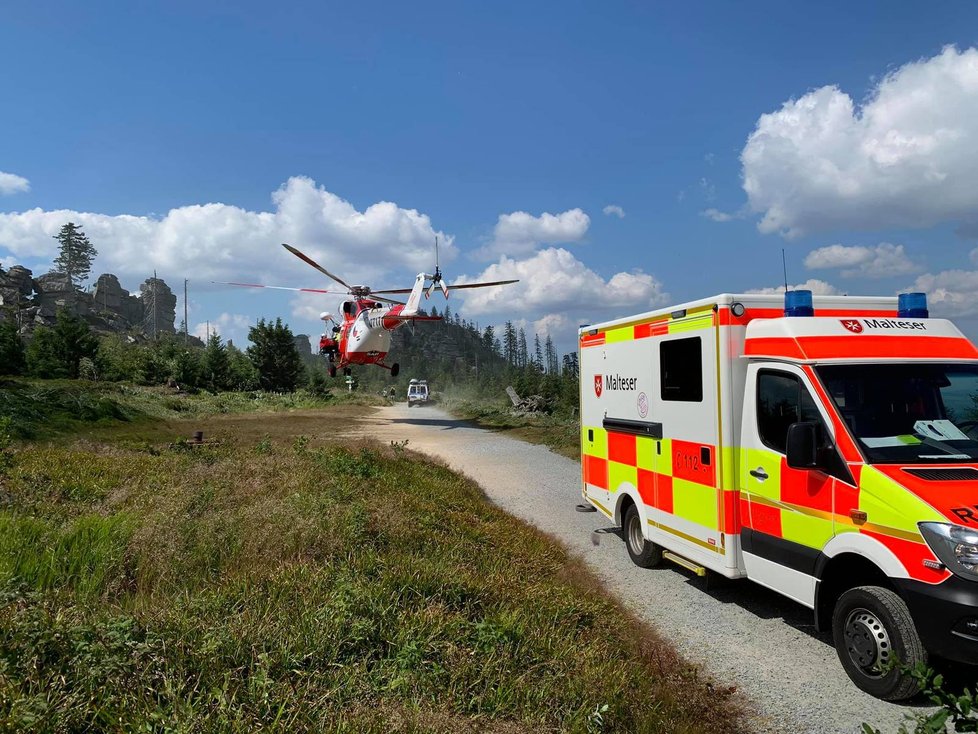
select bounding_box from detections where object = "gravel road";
[353,403,933,733]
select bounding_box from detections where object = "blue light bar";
[784,289,814,317]
[897,292,928,318]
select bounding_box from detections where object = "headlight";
[920,522,978,580]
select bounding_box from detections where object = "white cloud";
[970,246,978,265]
[475,208,590,259]
[742,46,978,238]
[0,171,30,195]
[0,176,453,291]
[602,204,625,219]
[701,208,736,222]
[454,246,667,317]
[804,242,921,278]
[746,278,842,296]
[907,269,978,317]
[193,312,253,342]
[532,313,571,338]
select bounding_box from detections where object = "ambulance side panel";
[580,307,744,578]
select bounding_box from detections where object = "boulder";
[139,278,177,334]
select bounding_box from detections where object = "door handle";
[749,467,769,481]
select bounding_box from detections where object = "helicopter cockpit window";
[341,301,355,316]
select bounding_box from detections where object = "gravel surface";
[353,403,934,733]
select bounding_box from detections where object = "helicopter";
[217,242,517,378]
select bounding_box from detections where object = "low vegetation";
[0,387,746,732]
[440,390,580,460]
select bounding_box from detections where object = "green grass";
[0,378,384,441]
[442,397,581,460]
[0,397,746,732]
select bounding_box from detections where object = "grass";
[0,387,748,732]
[440,396,580,460]
[0,378,385,441]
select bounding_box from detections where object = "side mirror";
[786,421,819,469]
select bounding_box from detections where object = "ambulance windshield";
[816,363,978,464]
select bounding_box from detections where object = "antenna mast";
[782,248,788,293]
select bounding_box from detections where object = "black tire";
[831,585,926,700]
[623,504,662,568]
[391,363,400,377]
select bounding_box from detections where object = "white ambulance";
[579,291,978,699]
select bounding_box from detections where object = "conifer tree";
[533,333,544,372]
[0,319,26,375]
[202,333,231,391]
[517,327,528,369]
[247,318,304,392]
[52,222,98,287]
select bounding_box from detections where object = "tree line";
[0,309,317,394]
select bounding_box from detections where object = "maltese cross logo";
[594,375,603,397]
[840,319,863,333]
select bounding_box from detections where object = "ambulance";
[579,291,978,699]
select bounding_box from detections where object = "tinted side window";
[660,336,703,402]
[757,371,821,453]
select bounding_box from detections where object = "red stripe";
[748,499,781,536]
[671,440,716,486]
[746,335,978,361]
[607,431,637,465]
[657,474,673,513]
[584,455,608,489]
[637,468,655,506]
[723,490,740,534]
[717,306,897,326]
[580,333,605,348]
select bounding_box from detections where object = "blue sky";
[3,1,978,352]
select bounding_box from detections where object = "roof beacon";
[898,292,929,319]
[784,289,814,317]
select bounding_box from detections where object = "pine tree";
[517,328,528,370]
[53,222,98,288]
[533,333,543,372]
[502,321,516,366]
[0,319,26,375]
[202,333,231,391]
[482,325,496,354]
[545,335,558,374]
[247,318,304,392]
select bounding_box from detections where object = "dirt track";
[354,403,927,734]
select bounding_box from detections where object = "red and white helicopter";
[218,243,517,378]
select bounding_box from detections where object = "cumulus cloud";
[453,246,667,317]
[804,242,921,278]
[742,46,978,238]
[452,247,668,354]
[907,269,978,317]
[0,176,453,291]
[475,208,590,259]
[746,278,842,296]
[0,171,30,195]
[602,204,625,219]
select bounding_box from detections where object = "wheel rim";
[843,607,892,677]
[627,513,645,555]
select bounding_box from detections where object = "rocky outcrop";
[139,278,177,335]
[0,265,178,338]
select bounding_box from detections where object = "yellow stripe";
[746,492,923,544]
[589,304,718,342]
[667,313,714,334]
[590,497,613,519]
[648,518,723,553]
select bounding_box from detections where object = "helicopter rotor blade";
[445,279,520,290]
[211,281,338,294]
[370,294,406,306]
[281,243,352,290]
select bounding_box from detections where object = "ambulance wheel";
[623,505,661,568]
[328,365,337,378]
[391,363,400,377]
[832,586,925,700]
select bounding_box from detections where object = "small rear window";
[660,337,703,402]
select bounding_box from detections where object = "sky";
[3,1,978,353]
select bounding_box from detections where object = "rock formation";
[0,264,178,339]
